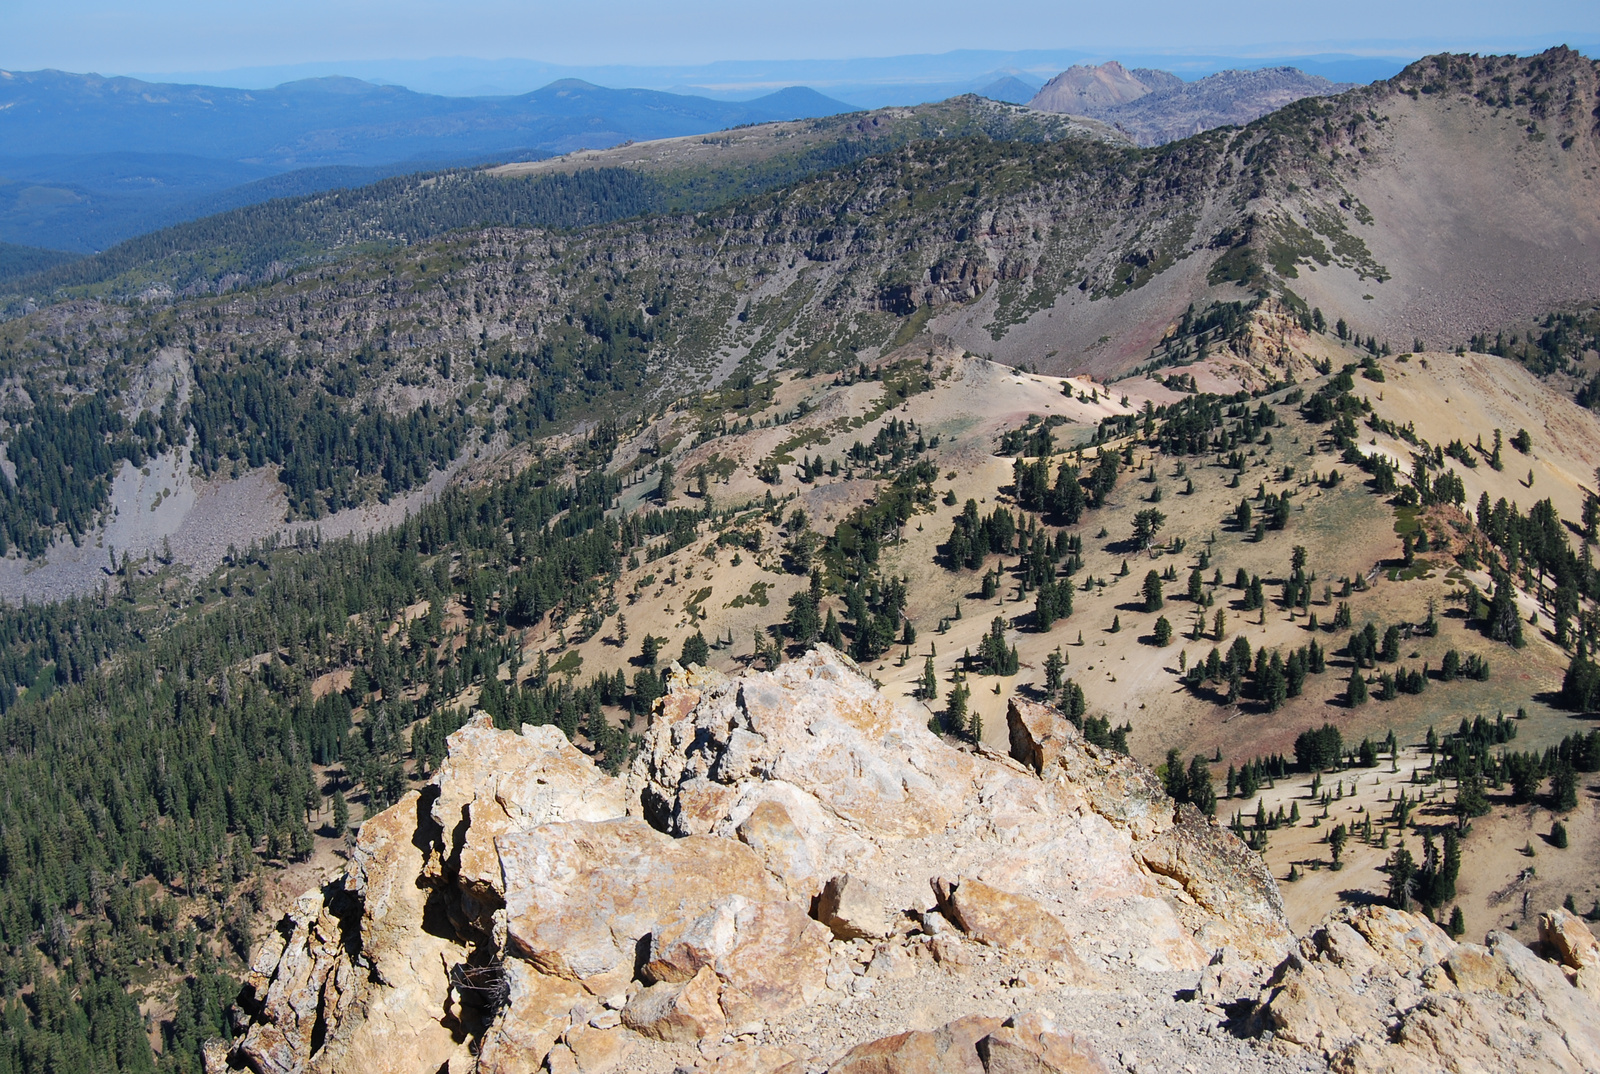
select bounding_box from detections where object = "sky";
[5,0,1597,79]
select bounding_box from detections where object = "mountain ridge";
[1029,60,1351,144]
[0,70,856,253]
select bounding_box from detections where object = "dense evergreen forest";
[0,244,79,288]
[9,168,666,298]
[0,446,671,1070]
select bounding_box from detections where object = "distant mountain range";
[1028,61,1350,144]
[0,55,1380,257]
[135,48,1413,107]
[0,71,853,252]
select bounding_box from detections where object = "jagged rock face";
[212,647,1600,1074]
[631,651,1288,971]
[1260,906,1600,1072]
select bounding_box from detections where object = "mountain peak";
[1028,60,1346,144]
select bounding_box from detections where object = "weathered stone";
[232,889,360,1074]
[475,962,586,1074]
[817,873,893,940]
[562,1023,634,1074]
[229,652,1315,1074]
[545,1042,578,1074]
[1005,699,1169,840]
[1005,698,1289,965]
[1194,947,1260,1006]
[978,1011,1111,1073]
[430,715,627,922]
[1261,907,1600,1072]
[931,877,1085,971]
[705,1041,806,1074]
[735,798,819,894]
[621,965,724,1042]
[498,817,785,980]
[1442,942,1516,995]
[1342,905,1455,975]
[643,896,830,1023]
[828,1014,1003,1074]
[1540,908,1600,971]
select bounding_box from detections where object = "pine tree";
[822,609,844,649]
[1348,667,1368,706]
[1043,648,1065,699]
[1143,570,1164,612]
[1164,748,1189,803]
[944,683,971,736]
[331,789,349,834]
[1387,846,1417,910]
[1186,755,1216,815]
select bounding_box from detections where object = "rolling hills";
[0,70,854,253]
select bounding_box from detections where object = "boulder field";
[210,647,1600,1074]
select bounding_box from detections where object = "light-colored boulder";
[817,873,894,940]
[233,889,359,1074]
[931,877,1086,972]
[1195,947,1262,1006]
[498,817,785,981]
[704,1041,806,1074]
[227,654,1308,1074]
[562,1024,635,1074]
[1343,905,1456,975]
[735,798,819,894]
[1261,907,1600,1072]
[1540,908,1600,971]
[826,1012,1107,1074]
[430,715,627,923]
[475,962,587,1074]
[643,895,830,1023]
[1007,699,1290,965]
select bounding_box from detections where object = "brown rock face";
[829,1014,1002,1074]
[931,877,1085,971]
[829,1012,1111,1074]
[621,964,725,1042]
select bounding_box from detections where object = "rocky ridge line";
[210,647,1600,1074]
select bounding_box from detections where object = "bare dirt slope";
[1294,85,1600,349]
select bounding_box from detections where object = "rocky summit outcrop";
[212,647,1600,1074]
[1259,905,1600,1073]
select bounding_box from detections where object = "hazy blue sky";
[5,0,1597,76]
